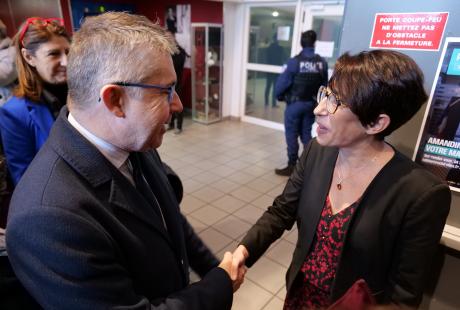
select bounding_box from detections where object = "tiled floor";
[159,118,297,310]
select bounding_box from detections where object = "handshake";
[218,245,249,292]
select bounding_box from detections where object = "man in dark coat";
[167,27,189,135]
[6,12,243,309]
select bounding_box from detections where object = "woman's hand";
[218,251,247,292]
[231,245,249,282]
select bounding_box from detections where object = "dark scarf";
[41,82,68,119]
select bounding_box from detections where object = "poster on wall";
[369,12,448,51]
[413,38,460,192]
[165,5,191,68]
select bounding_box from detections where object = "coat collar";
[49,106,113,187]
[48,107,172,240]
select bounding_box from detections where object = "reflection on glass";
[208,27,221,121]
[192,25,222,123]
[248,7,295,65]
[245,70,285,123]
[193,27,206,120]
[312,16,342,70]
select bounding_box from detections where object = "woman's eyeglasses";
[19,17,64,47]
[316,85,348,114]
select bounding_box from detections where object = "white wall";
[222,2,246,118]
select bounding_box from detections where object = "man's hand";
[229,245,249,290]
[218,251,246,292]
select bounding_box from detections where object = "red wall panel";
[7,0,62,35]
[60,0,73,34]
[134,0,223,25]
[0,0,15,37]
[133,0,222,110]
[2,0,222,110]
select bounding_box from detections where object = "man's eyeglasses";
[19,17,64,47]
[316,85,348,114]
[111,82,176,104]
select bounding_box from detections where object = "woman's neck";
[338,138,393,169]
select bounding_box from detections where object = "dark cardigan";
[240,139,451,307]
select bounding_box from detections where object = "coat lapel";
[48,107,174,243]
[108,174,173,243]
[298,144,338,253]
[138,151,187,260]
[287,143,338,291]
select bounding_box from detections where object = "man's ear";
[99,85,125,118]
[365,113,391,136]
[21,48,35,67]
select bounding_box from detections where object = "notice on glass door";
[369,12,449,51]
[277,26,291,41]
[315,41,334,58]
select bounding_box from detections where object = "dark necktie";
[128,153,168,230]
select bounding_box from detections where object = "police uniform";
[275,47,328,167]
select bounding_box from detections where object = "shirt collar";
[68,113,129,170]
[301,47,315,55]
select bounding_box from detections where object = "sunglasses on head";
[19,17,64,47]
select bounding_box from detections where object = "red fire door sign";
[370,12,449,51]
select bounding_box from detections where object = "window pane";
[312,15,342,69]
[208,27,222,122]
[245,70,285,123]
[248,7,296,65]
[193,27,206,119]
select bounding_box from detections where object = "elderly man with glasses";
[6,12,244,309]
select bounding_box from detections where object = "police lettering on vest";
[299,60,322,72]
[286,54,324,102]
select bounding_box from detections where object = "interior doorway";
[299,2,345,74]
[240,1,345,129]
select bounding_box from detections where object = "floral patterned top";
[284,196,358,310]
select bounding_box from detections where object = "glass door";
[243,5,297,126]
[298,2,345,137]
[300,3,345,74]
[240,2,344,129]
[191,24,223,124]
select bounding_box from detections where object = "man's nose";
[170,92,183,113]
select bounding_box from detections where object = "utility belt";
[286,95,317,104]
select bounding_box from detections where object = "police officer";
[275,30,328,176]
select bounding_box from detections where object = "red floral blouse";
[284,196,357,310]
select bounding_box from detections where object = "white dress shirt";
[68,113,134,185]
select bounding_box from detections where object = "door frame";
[240,1,300,129]
[239,1,345,130]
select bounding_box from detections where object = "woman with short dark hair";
[0,17,69,185]
[233,50,451,309]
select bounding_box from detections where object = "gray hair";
[67,12,178,108]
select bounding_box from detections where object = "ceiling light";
[272,11,279,17]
